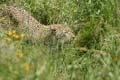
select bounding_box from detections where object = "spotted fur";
[3,5,75,43]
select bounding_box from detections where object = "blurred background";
[0,0,120,80]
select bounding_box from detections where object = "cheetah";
[48,24,75,43]
[3,5,75,43]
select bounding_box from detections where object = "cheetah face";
[62,30,75,42]
[54,29,75,43]
[64,31,75,41]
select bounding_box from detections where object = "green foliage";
[0,0,120,80]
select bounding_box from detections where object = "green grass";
[0,0,120,80]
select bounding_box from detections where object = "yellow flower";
[5,37,12,41]
[16,52,23,59]
[13,34,16,37]
[12,30,16,34]
[22,63,32,73]
[7,31,12,36]
[15,35,20,39]
[20,34,25,38]
[13,34,20,40]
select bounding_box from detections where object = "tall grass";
[0,0,120,80]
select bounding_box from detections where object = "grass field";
[0,0,120,80]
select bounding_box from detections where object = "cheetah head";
[49,24,75,43]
